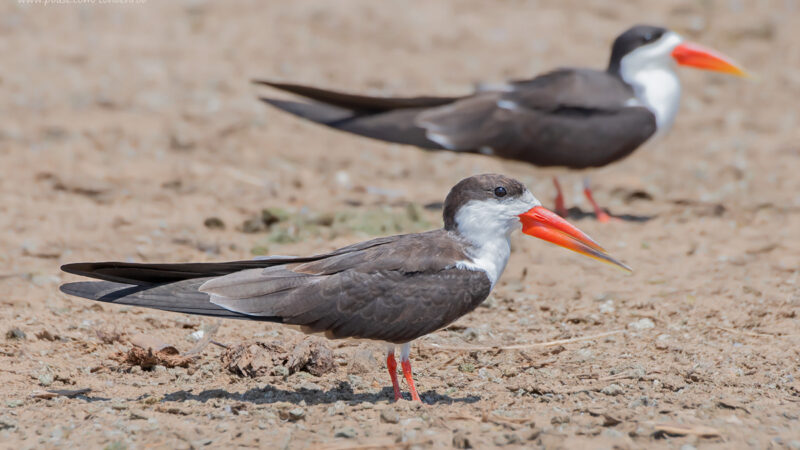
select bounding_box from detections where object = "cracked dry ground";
[1,0,800,448]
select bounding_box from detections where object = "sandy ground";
[2,0,800,448]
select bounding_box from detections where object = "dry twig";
[654,423,720,438]
[714,326,800,338]
[426,329,624,352]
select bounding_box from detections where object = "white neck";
[450,191,538,287]
[456,233,511,289]
[619,32,683,134]
[622,66,681,134]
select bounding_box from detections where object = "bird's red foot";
[582,179,617,223]
[401,360,422,402]
[595,209,613,223]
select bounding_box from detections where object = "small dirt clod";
[222,336,334,378]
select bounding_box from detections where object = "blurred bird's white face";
[620,30,747,133]
[622,31,684,74]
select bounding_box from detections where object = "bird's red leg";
[552,177,568,218]
[386,349,401,402]
[582,177,612,223]
[400,343,422,402]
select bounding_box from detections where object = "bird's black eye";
[494,186,507,197]
[642,33,653,43]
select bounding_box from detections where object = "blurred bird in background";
[256,25,747,222]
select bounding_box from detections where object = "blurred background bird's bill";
[2,1,800,449]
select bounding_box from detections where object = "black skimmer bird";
[60,174,629,402]
[255,25,747,222]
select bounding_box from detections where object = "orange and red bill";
[671,41,749,77]
[519,206,631,272]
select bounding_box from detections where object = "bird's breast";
[629,68,681,133]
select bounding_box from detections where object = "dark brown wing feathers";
[503,68,636,111]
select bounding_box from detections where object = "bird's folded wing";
[205,268,492,343]
[501,68,636,112]
[415,68,639,151]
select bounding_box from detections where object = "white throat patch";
[452,190,539,287]
[619,31,683,134]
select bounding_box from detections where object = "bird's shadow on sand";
[160,381,480,406]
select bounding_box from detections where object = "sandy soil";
[2,0,800,448]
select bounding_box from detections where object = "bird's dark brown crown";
[442,174,526,230]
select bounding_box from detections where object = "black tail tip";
[252,79,277,87]
[61,262,101,277]
[61,262,81,274]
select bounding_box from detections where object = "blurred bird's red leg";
[386,348,401,402]
[552,177,568,218]
[582,178,612,223]
[400,343,422,402]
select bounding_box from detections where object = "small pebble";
[519,426,539,441]
[493,434,512,446]
[452,430,471,449]
[38,373,54,387]
[187,330,204,342]
[347,374,365,389]
[288,408,305,421]
[334,427,357,438]
[576,348,595,362]
[628,318,655,331]
[601,384,624,396]
[271,365,289,377]
[6,328,25,340]
[299,381,322,391]
[628,395,653,408]
[203,217,225,230]
[551,415,571,425]
[380,408,399,424]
